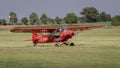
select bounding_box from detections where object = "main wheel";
[55,43,59,47]
[70,43,75,46]
[33,40,38,46]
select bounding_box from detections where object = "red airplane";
[10,25,102,46]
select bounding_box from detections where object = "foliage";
[80,7,99,22]
[98,12,111,22]
[78,17,86,23]
[48,17,55,24]
[21,17,28,25]
[0,19,7,25]
[40,13,48,24]
[64,13,78,24]
[55,16,62,24]
[29,12,39,25]
[0,7,120,25]
[9,12,18,24]
[111,15,120,26]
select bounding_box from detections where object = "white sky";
[0,0,120,19]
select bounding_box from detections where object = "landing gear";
[70,42,75,46]
[55,43,59,47]
[54,41,75,47]
[33,43,37,46]
[33,40,38,46]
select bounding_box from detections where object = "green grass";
[0,27,120,68]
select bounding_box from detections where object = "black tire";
[33,40,38,46]
[70,43,75,46]
[55,43,59,47]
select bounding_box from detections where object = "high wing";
[67,25,102,31]
[10,27,59,33]
[10,25,102,33]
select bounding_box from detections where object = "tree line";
[0,7,120,26]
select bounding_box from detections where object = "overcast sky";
[0,0,120,19]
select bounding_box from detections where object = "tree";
[9,12,18,24]
[55,16,62,24]
[64,13,78,24]
[111,15,120,26]
[0,19,7,25]
[98,12,111,22]
[48,17,55,24]
[29,12,39,25]
[40,13,48,24]
[78,17,86,23]
[80,7,99,22]
[21,17,28,25]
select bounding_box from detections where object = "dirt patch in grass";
[0,25,15,30]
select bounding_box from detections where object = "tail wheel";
[70,43,75,46]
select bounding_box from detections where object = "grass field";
[0,26,120,68]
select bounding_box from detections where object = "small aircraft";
[10,25,102,46]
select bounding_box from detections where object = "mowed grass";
[0,27,120,68]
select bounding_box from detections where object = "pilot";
[56,28,65,42]
[49,31,55,38]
